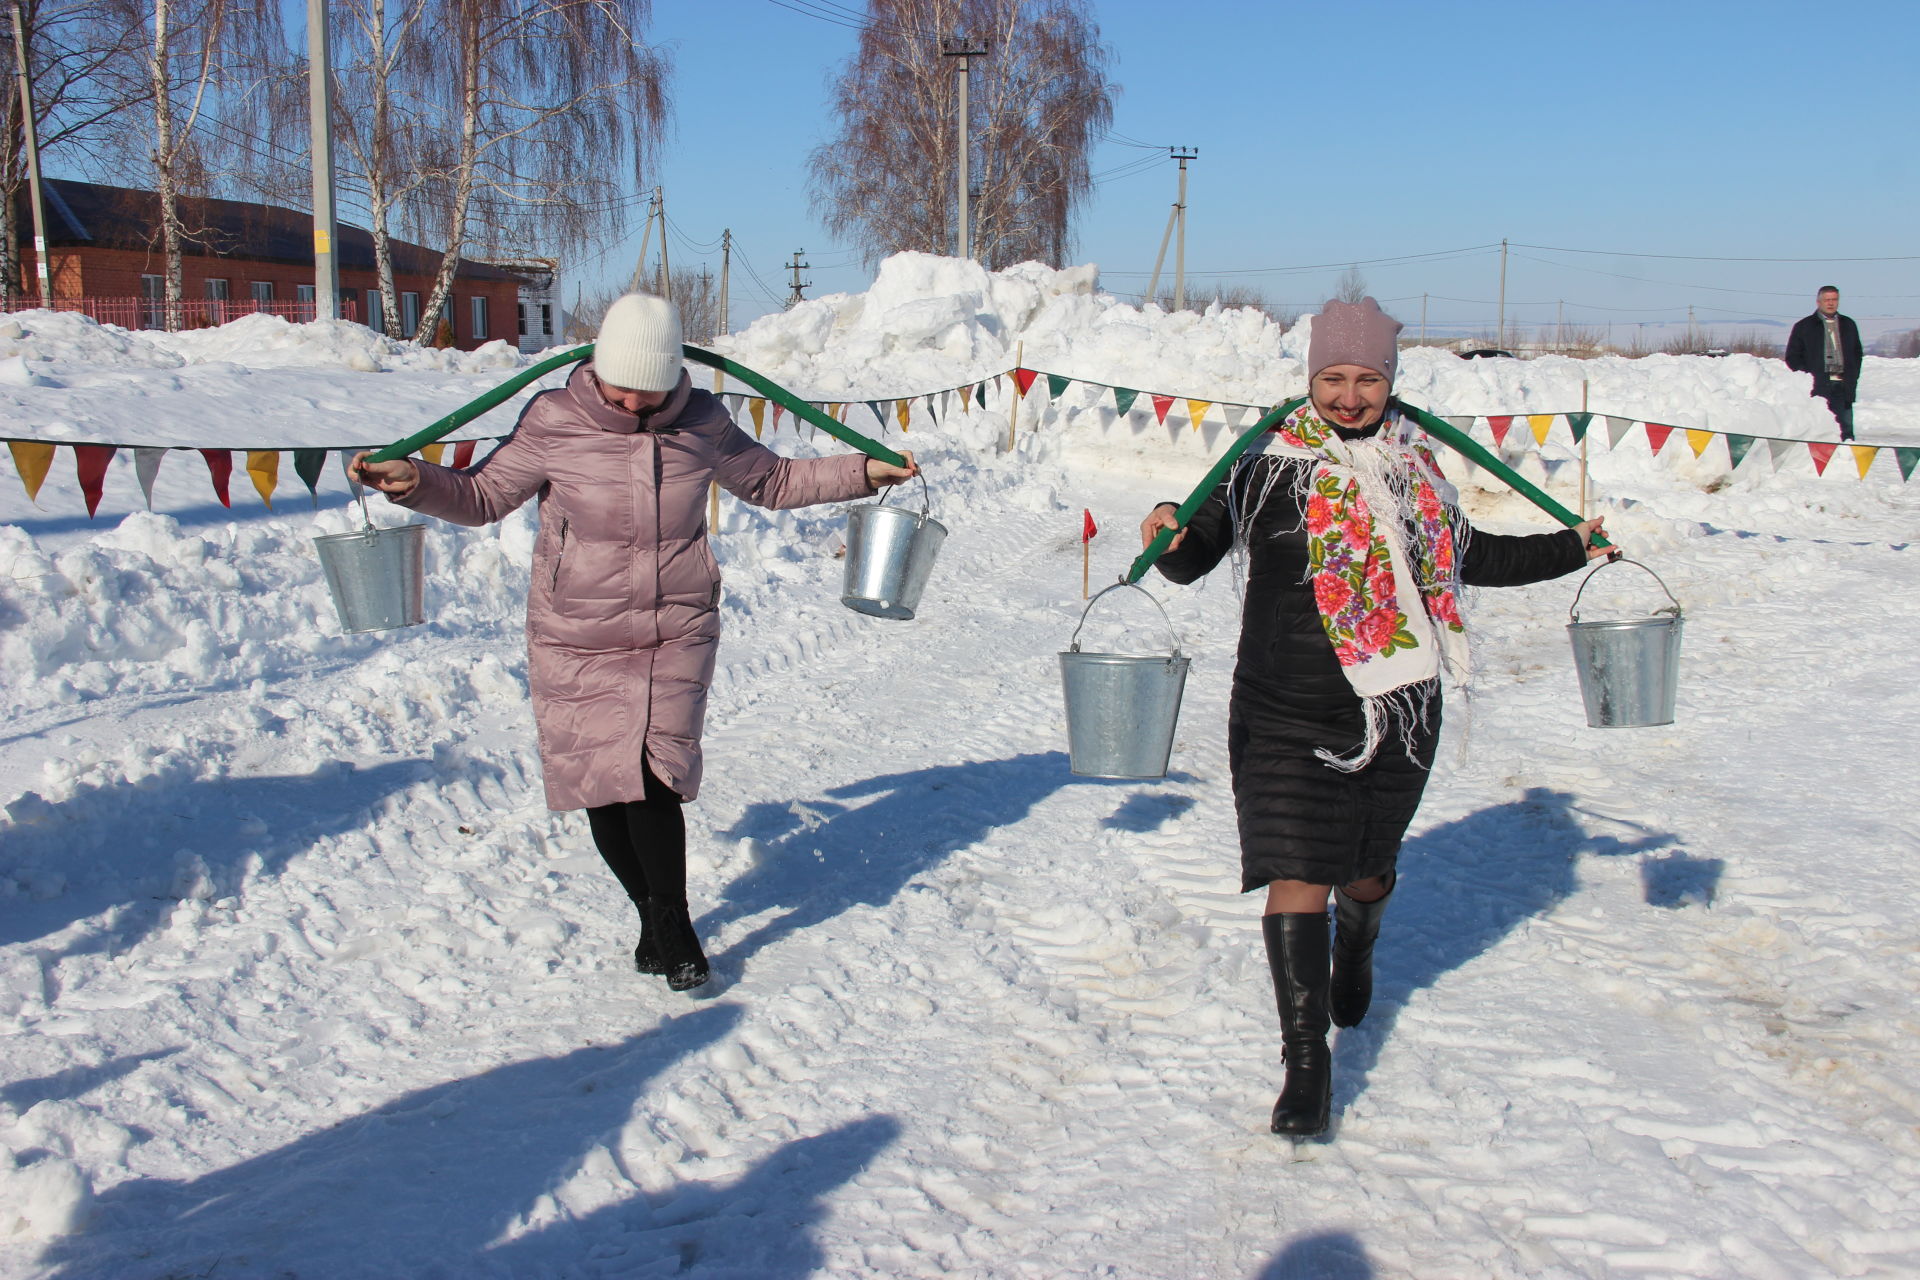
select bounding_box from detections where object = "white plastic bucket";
[1566,558,1683,728]
[1059,582,1191,779]
[843,477,947,620]
[314,522,426,634]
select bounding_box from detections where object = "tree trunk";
[150,0,185,330]
[413,28,476,346]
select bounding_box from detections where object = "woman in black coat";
[1141,297,1614,1137]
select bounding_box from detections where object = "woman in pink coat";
[350,294,916,991]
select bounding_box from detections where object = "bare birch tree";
[403,0,667,345]
[809,0,1112,271]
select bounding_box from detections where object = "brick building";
[8,179,524,351]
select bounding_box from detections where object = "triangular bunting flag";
[1644,424,1674,455]
[868,400,888,428]
[1445,415,1474,435]
[724,393,744,417]
[1808,441,1835,475]
[1224,404,1252,431]
[136,446,168,509]
[293,448,326,505]
[246,450,279,509]
[1605,416,1633,448]
[452,440,476,469]
[1851,445,1878,479]
[201,449,233,507]
[772,404,785,432]
[75,444,115,517]
[1046,374,1070,402]
[1684,429,1714,458]
[1488,416,1513,446]
[1113,387,1139,416]
[897,399,911,430]
[959,384,973,412]
[1014,368,1039,397]
[925,395,940,427]
[1767,438,1799,468]
[420,443,445,466]
[748,398,766,438]
[1187,400,1212,431]
[1724,435,1756,470]
[1528,414,1555,445]
[1896,447,1920,482]
[1566,412,1592,442]
[8,441,54,502]
[1151,395,1174,425]
[975,381,989,408]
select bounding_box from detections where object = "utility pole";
[941,34,987,260]
[1556,299,1563,352]
[306,0,338,320]
[1172,146,1195,311]
[627,188,662,293]
[1421,293,1428,345]
[1497,237,1508,350]
[656,187,672,301]
[10,2,52,306]
[718,228,731,336]
[785,249,810,309]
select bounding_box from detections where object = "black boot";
[1263,911,1332,1137]
[631,897,666,975]
[646,898,710,992]
[1329,873,1393,1029]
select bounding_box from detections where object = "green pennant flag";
[1896,447,1920,482]
[867,400,889,428]
[1605,416,1633,448]
[976,381,990,408]
[293,449,327,505]
[1113,386,1140,415]
[1566,412,1592,442]
[1047,373,1071,401]
[1724,435,1756,470]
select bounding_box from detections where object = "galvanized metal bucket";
[313,456,427,634]
[1566,558,1683,728]
[842,476,947,620]
[1059,582,1191,779]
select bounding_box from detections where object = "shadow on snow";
[1255,1230,1377,1279]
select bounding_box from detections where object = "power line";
[1511,240,1920,265]
[1102,244,1501,279]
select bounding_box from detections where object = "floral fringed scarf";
[1230,403,1471,771]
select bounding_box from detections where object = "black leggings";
[584,761,687,907]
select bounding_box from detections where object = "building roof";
[22,179,521,282]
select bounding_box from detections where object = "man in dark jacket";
[1784,286,1863,441]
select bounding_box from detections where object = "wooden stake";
[1007,341,1024,451]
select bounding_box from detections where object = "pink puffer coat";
[392,361,875,808]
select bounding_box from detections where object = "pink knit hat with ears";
[1307,296,1404,383]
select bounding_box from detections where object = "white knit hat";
[593,293,683,391]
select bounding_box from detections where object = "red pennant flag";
[773,404,786,431]
[1013,368,1039,397]
[1644,423,1674,455]
[452,440,476,469]
[1808,441,1836,475]
[201,449,233,507]
[1487,416,1513,446]
[1082,509,1098,543]
[74,445,116,517]
[1151,395,1174,424]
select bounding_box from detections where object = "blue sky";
[611,0,1919,339]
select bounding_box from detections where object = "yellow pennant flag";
[1852,444,1879,478]
[1529,414,1555,445]
[1684,429,1714,458]
[897,400,911,431]
[8,441,55,502]
[1187,400,1212,431]
[246,450,279,509]
[420,443,446,466]
[748,398,766,438]
[959,384,973,412]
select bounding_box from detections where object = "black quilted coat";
[1156,445,1587,891]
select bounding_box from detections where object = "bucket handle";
[340,450,378,537]
[1569,557,1682,624]
[875,470,933,520]
[1068,581,1184,657]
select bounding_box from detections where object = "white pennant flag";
[134,447,168,510]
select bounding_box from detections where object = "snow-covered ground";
[2,257,1917,1278]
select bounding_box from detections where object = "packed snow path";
[4,452,1918,1277]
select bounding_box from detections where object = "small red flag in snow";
[1083,509,1098,542]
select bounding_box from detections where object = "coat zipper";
[551,516,569,591]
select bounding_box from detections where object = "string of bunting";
[6,364,1914,516]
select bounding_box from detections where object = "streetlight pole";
[307,0,339,320]
[941,35,986,260]
[1171,146,1196,311]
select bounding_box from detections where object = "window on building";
[250,281,274,303]
[401,291,420,336]
[541,304,552,336]
[296,284,316,302]
[366,289,385,333]
[471,296,488,340]
[139,275,164,329]
[518,302,527,337]
[204,279,229,300]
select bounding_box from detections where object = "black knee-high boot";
[1263,911,1332,1137]
[1330,872,1394,1029]
[585,804,663,974]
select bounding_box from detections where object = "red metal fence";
[0,295,360,330]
